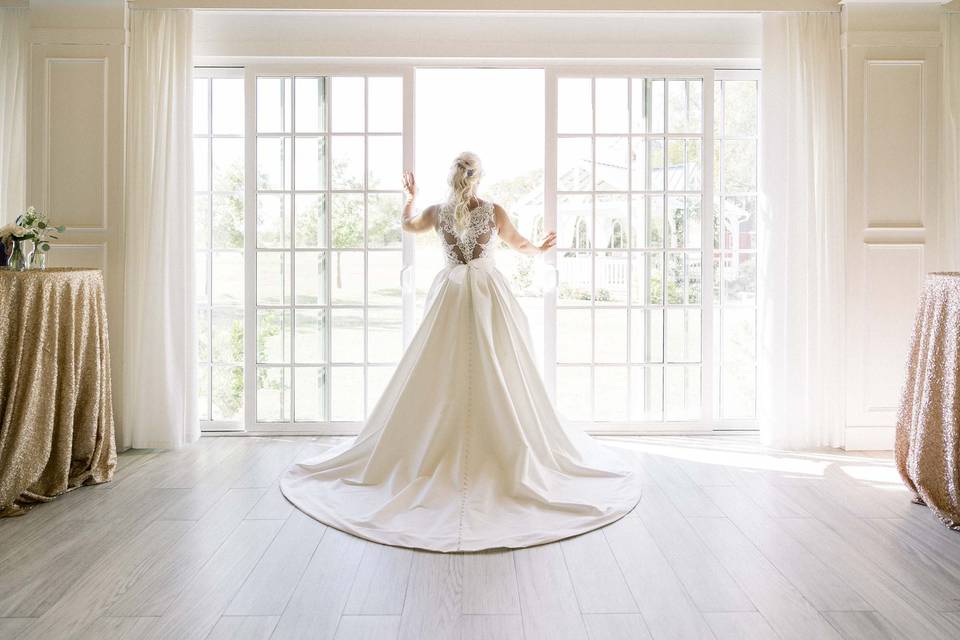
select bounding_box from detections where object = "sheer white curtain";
[758,12,846,449]
[944,13,960,271]
[123,9,198,449]
[0,8,27,223]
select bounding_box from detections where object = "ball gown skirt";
[280,256,643,552]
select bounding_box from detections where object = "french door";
[194,64,758,435]
[546,69,713,432]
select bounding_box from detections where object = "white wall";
[25,0,129,444]
[842,2,946,450]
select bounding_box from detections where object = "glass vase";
[7,239,27,271]
[29,248,47,270]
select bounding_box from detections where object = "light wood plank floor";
[2,435,959,640]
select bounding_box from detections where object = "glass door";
[547,69,715,432]
[242,67,408,433]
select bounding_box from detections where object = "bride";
[280,152,642,552]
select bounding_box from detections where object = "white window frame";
[195,61,759,436]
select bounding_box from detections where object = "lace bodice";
[436,201,499,265]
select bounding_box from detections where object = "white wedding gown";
[280,200,642,552]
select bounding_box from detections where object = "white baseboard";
[844,426,895,451]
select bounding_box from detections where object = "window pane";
[295,309,326,363]
[722,307,756,363]
[648,79,665,134]
[331,76,365,132]
[664,365,700,420]
[212,139,244,192]
[595,78,628,134]
[630,79,647,133]
[667,138,701,191]
[723,80,758,137]
[367,77,403,133]
[212,252,243,305]
[722,195,757,251]
[631,307,664,363]
[368,251,402,305]
[558,309,591,363]
[595,137,628,191]
[295,193,327,248]
[557,366,591,421]
[331,193,364,248]
[558,78,592,134]
[721,139,757,193]
[557,195,592,249]
[257,137,292,190]
[257,309,290,364]
[665,308,701,363]
[295,137,326,190]
[558,137,592,191]
[257,193,290,248]
[294,367,326,421]
[332,308,364,362]
[630,366,663,421]
[212,78,244,135]
[331,251,364,305]
[368,307,402,363]
[332,367,364,421]
[295,251,327,305]
[212,366,243,421]
[558,251,592,305]
[194,139,209,191]
[294,77,326,133]
[722,252,757,305]
[212,194,244,250]
[257,252,291,305]
[257,77,291,133]
[721,361,756,418]
[594,367,628,421]
[367,135,401,190]
[367,193,403,248]
[596,194,627,250]
[193,78,209,135]
[667,79,702,134]
[257,367,290,422]
[646,138,665,191]
[594,308,627,363]
[595,251,628,304]
[331,135,364,189]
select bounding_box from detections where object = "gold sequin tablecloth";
[896,272,960,531]
[0,268,117,516]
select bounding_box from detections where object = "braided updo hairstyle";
[446,151,483,234]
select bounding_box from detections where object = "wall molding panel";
[842,6,943,450]
[43,56,109,230]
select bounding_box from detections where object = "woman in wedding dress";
[280,152,642,552]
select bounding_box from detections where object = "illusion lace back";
[436,200,499,265]
[280,198,642,552]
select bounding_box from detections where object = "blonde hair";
[446,152,483,233]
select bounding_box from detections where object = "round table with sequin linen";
[896,272,960,531]
[0,268,117,517]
